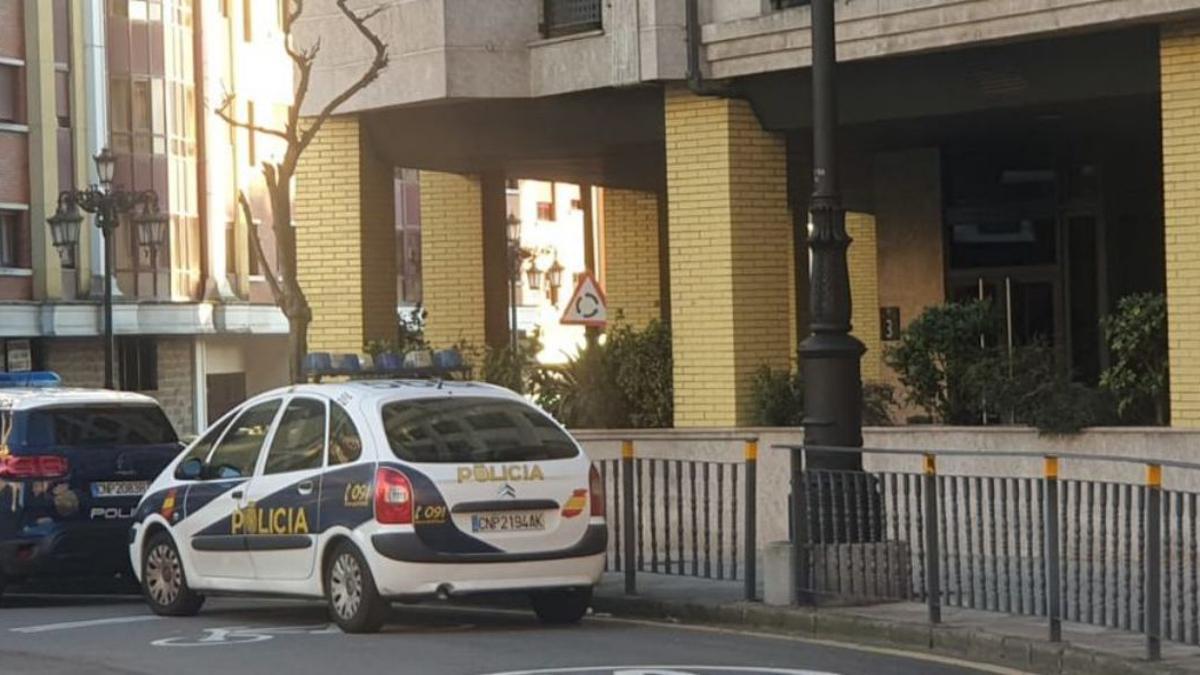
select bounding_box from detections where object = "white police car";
[129,380,606,633]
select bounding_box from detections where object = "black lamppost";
[46,147,169,390]
[506,214,528,351]
[798,0,864,470]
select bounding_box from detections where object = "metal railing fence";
[592,438,759,601]
[778,445,1200,661]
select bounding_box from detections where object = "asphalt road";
[0,591,1011,675]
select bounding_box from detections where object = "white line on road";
[10,615,161,633]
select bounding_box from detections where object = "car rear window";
[381,397,579,464]
[19,405,178,448]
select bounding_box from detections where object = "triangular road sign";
[561,271,608,327]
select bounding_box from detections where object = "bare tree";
[216,0,389,383]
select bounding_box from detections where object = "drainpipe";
[685,0,734,97]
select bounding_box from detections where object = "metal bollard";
[1044,456,1062,643]
[744,440,758,601]
[1146,463,1163,661]
[622,440,637,595]
[923,454,941,624]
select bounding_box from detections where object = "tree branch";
[215,92,293,143]
[238,190,285,305]
[294,0,389,156]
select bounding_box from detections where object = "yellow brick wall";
[666,86,796,427]
[847,212,882,382]
[1163,22,1200,427]
[421,171,487,348]
[604,189,662,327]
[295,116,367,354]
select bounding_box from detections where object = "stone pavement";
[590,572,1200,675]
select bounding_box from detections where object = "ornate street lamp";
[46,147,168,390]
[525,256,542,291]
[505,213,525,350]
[546,258,565,306]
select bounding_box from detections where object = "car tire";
[141,531,204,617]
[530,586,592,624]
[325,541,389,634]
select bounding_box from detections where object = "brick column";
[603,188,663,327]
[665,87,796,427]
[420,171,490,349]
[295,116,396,355]
[1162,23,1200,426]
[846,212,882,383]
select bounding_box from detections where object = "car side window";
[328,403,363,466]
[204,399,281,480]
[174,414,233,480]
[263,397,326,475]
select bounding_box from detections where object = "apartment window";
[0,211,21,268]
[118,337,158,391]
[772,0,811,7]
[55,71,70,128]
[243,0,253,41]
[0,64,20,124]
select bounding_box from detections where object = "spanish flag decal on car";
[161,488,178,521]
[561,489,588,518]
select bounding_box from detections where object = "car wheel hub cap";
[146,544,182,606]
[330,554,364,620]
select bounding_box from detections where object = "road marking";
[590,617,1031,675]
[152,623,337,647]
[11,615,161,633]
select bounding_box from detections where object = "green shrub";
[751,364,804,427]
[1100,292,1168,425]
[608,319,673,428]
[884,301,996,424]
[533,341,629,428]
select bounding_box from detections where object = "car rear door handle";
[231,490,244,499]
[297,481,314,496]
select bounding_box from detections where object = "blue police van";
[0,373,181,600]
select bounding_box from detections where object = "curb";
[590,594,1195,675]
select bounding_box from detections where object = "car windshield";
[20,405,178,448]
[381,397,579,464]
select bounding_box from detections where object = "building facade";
[0,0,290,435]
[289,0,1200,428]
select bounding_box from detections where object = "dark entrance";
[945,153,1108,383]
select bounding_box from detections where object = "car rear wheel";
[325,541,389,633]
[142,531,204,617]
[530,587,592,624]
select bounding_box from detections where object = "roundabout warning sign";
[561,272,608,328]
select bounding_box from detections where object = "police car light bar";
[0,371,63,388]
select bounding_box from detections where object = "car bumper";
[0,522,135,578]
[368,550,605,599]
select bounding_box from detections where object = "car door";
[185,398,283,579]
[242,395,326,581]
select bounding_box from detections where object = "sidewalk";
[590,572,1200,675]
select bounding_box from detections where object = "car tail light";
[589,465,604,518]
[374,467,413,525]
[0,455,69,479]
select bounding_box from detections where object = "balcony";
[541,0,602,39]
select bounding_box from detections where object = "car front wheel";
[530,586,592,624]
[142,531,204,617]
[325,541,389,633]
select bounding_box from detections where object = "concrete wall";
[576,426,1200,550]
[702,0,1200,80]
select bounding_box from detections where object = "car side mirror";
[178,457,203,480]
